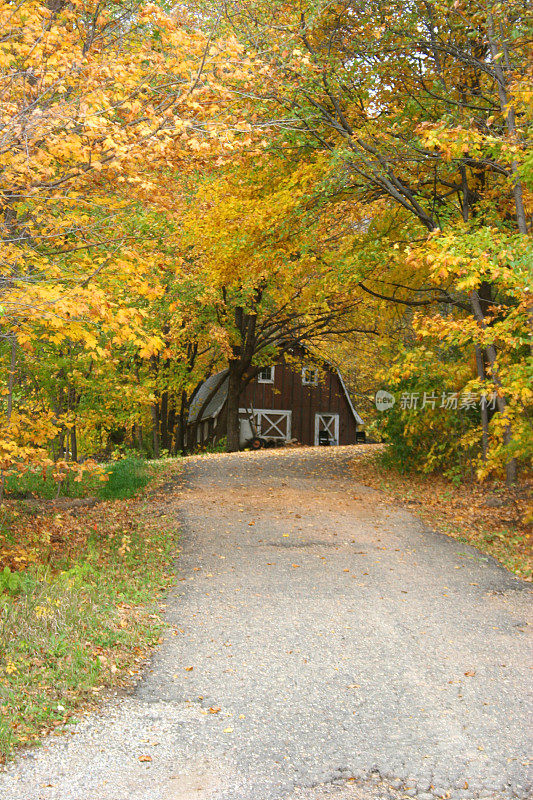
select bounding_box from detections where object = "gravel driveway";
[1,447,531,800]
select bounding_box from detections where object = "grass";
[97,457,152,499]
[0,459,181,761]
[351,448,532,581]
[3,455,152,502]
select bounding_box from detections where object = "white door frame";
[314,413,339,445]
[240,408,292,440]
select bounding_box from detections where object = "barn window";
[302,367,318,386]
[257,366,275,383]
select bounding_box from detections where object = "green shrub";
[97,457,150,500]
[377,382,480,479]
[376,346,481,479]
[3,468,101,500]
[196,436,227,454]
[0,567,34,597]
[3,457,151,501]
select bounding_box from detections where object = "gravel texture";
[1,446,531,800]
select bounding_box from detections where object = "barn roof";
[188,370,228,424]
[337,371,364,425]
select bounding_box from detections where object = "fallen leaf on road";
[223,727,234,733]
[185,666,194,671]
[139,755,152,762]
[464,670,476,677]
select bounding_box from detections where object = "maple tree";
[181,154,378,450]
[195,0,531,478]
[0,0,530,483]
[0,0,252,477]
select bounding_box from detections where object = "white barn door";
[256,410,291,440]
[314,413,339,445]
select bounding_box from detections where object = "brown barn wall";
[239,361,357,446]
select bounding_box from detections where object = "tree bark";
[485,11,528,234]
[151,401,160,459]
[135,423,144,452]
[225,360,242,452]
[57,427,67,460]
[176,390,188,454]
[0,336,17,502]
[160,390,169,450]
[474,345,489,462]
[70,425,78,462]
[470,290,517,485]
[67,382,79,461]
[167,400,177,453]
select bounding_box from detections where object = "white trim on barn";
[314,413,339,446]
[239,408,292,441]
[337,372,364,426]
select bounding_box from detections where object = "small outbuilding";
[188,357,363,449]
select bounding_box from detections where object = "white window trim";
[302,367,318,386]
[257,366,275,384]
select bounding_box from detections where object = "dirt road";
[1,447,531,800]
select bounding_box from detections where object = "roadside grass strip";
[0,460,181,761]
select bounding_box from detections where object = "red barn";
[188,357,363,449]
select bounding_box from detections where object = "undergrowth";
[0,459,181,761]
[3,455,152,501]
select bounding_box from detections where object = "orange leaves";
[0,2,262,477]
[138,336,166,360]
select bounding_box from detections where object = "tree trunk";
[0,336,17,502]
[160,390,169,451]
[57,427,67,460]
[226,361,242,452]
[176,390,188,454]
[474,345,489,462]
[485,11,528,235]
[470,290,517,485]
[70,425,78,462]
[134,423,143,452]
[167,402,177,453]
[151,401,160,459]
[67,383,79,461]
